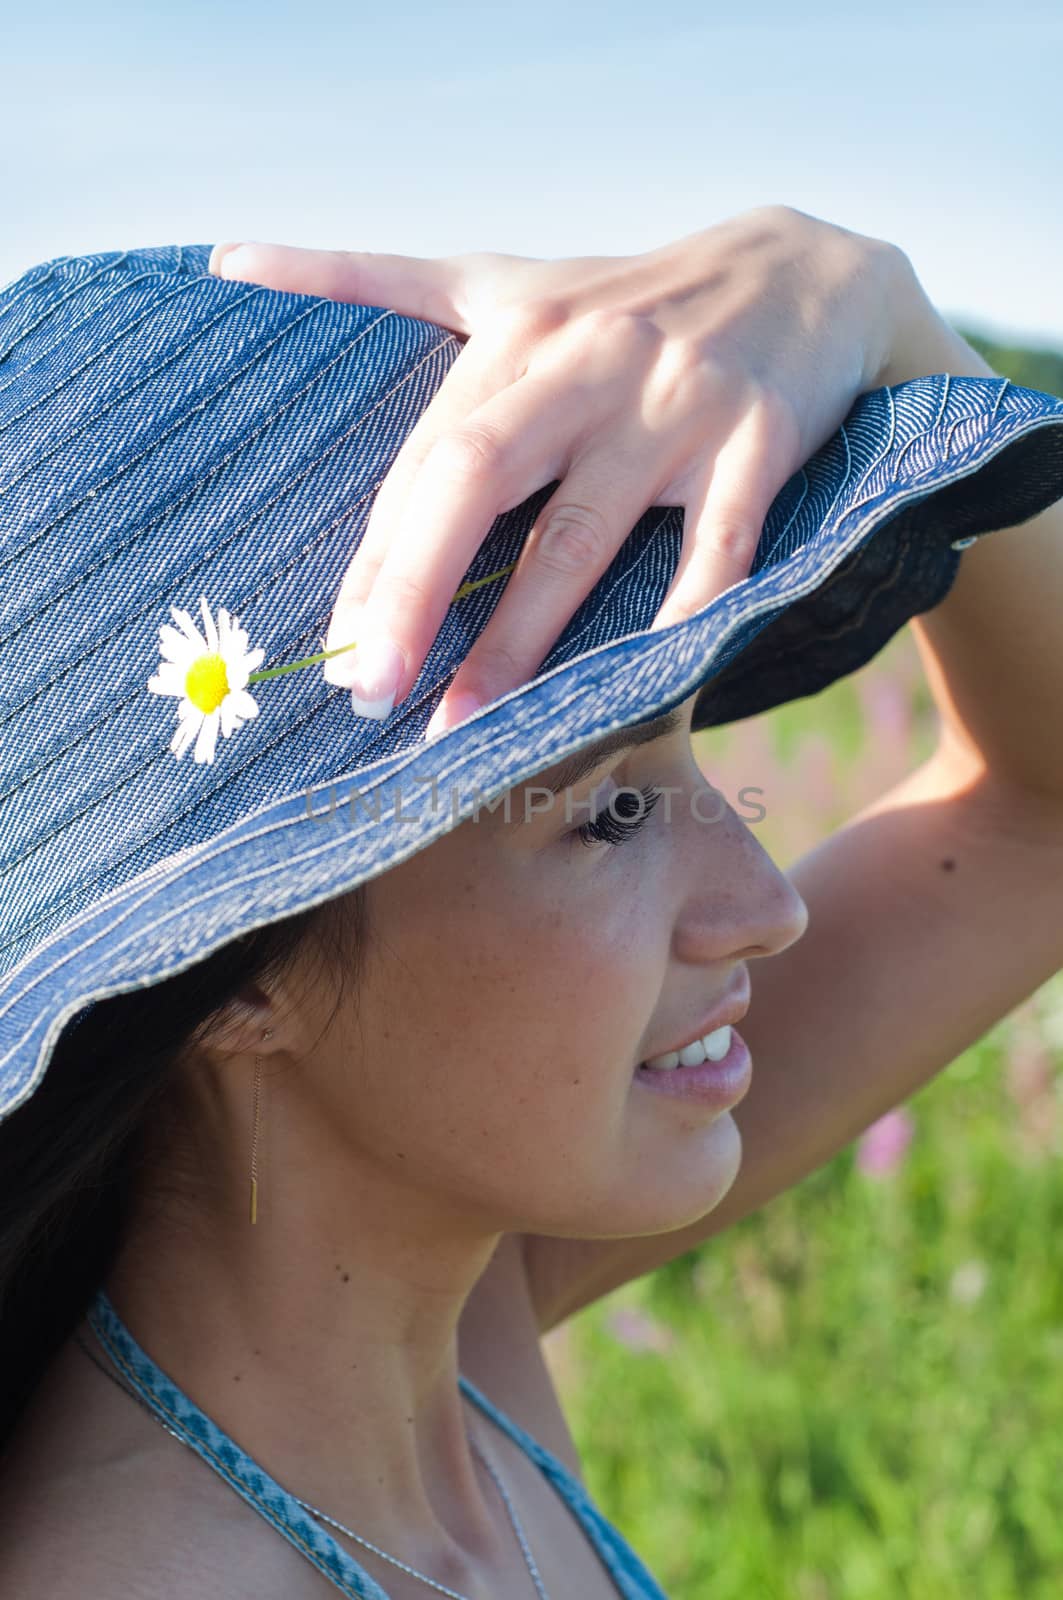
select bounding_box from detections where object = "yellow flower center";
[184,653,230,713]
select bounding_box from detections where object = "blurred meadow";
[541,332,1063,1599]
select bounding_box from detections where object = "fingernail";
[209,241,246,276]
[425,690,482,740]
[211,242,262,281]
[347,632,405,721]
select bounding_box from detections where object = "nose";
[670,780,809,967]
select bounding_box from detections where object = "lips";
[638,973,751,1071]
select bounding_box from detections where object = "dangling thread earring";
[250,1028,272,1225]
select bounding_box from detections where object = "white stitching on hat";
[0,339,454,811]
[0,261,59,323]
[0,281,264,442]
[0,344,461,902]
[0,297,338,578]
[751,467,810,573]
[0,310,423,665]
[990,377,1008,424]
[0,270,189,412]
[0,253,130,365]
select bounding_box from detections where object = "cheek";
[468,871,664,1087]
[388,875,659,1095]
[416,913,644,1065]
[353,844,673,1190]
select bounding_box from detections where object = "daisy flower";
[147,596,265,765]
[146,559,523,765]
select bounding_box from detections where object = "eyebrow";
[538,706,687,797]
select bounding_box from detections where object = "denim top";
[86,1288,671,1600]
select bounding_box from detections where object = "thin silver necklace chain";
[74,1326,552,1600]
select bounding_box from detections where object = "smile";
[641,1025,732,1071]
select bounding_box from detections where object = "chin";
[594,1111,745,1240]
[661,1110,744,1226]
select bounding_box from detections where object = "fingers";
[323,330,532,651]
[208,241,470,333]
[424,405,800,736]
[327,369,601,718]
[651,407,800,632]
[422,460,663,738]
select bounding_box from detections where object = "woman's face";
[290,691,808,1244]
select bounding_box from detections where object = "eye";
[574,784,661,848]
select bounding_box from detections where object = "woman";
[0,207,1061,1598]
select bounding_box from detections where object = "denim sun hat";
[2,242,1063,1124]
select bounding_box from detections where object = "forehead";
[399,697,697,866]
[529,703,690,798]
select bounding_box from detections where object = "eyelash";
[575,785,662,849]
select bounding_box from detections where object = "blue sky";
[3,0,1061,347]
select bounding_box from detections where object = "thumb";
[208,240,471,333]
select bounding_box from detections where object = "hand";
[208,208,911,734]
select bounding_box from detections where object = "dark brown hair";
[0,888,367,1450]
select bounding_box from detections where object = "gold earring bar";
[249,1028,272,1225]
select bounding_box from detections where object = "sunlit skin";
[95,689,807,1583]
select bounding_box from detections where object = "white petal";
[216,608,233,652]
[194,711,220,764]
[244,645,265,672]
[226,645,264,690]
[231,689,259,720]
[176,696,200,721]
[147,663,186,697]
[170,605,206,649]
[219,697,238,738]
[226,611,251,653]
[158,623,196,665]
[199,596,219,653]
[171,713,200,759]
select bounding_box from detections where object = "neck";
[96,1148,529,1578]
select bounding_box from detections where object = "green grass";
[547,645,1063,1598]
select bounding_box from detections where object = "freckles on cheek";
[514,905,652,1085]
[389,836,660,1092]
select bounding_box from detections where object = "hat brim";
[2,368,1062,1121]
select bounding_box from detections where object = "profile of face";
[239,690,809,1253]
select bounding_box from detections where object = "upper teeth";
[643,1026,732,1070]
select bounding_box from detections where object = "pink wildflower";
[604,1305,676,1354]
[856,1107,914,1177]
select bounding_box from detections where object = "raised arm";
[523,289,1063,1334]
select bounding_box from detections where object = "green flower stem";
[245,558,518,686]
[248,641,355,683]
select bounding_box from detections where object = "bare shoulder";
[0,1249,581,1599]
[0,1471,330,1600]
[0,1455,338,1600]
[0,1340,337,1600]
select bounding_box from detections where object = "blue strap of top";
[87,1288,671,1600]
